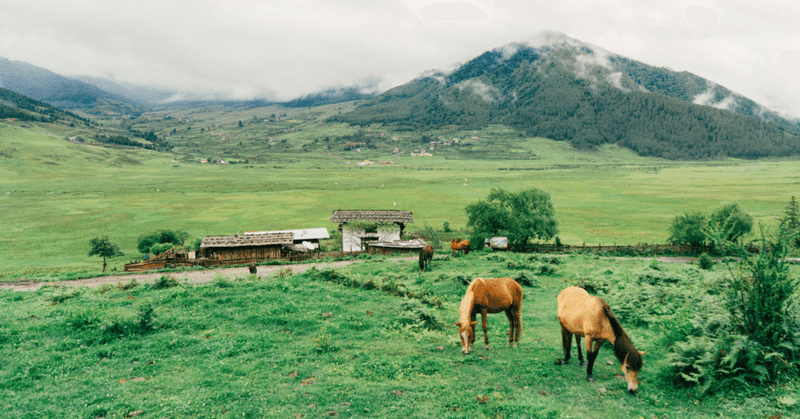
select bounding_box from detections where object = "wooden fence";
[525,243,716,255]
[123,250,365,272]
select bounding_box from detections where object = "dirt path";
[0,259,379,292]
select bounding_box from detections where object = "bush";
[513,271,538,287]
[697,253,714,270]
[150,275,182,290]
[666,224,800,394]
[396,298,444,331]
[137,229,189,254]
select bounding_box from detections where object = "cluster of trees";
[465,187,559,251]
[667,202,754,250]
[87,229,192,271]
[95,133,172,152]
[137,230,190,256]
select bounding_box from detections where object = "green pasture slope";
[1,252,798,418]
[3,108,800,279]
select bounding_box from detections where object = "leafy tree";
[88,235,124,272]
[137,230,189,254]
[708,202,753,244]
[667,211,708,248]
[465,187,558,251]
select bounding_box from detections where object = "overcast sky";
[1,0,799,118]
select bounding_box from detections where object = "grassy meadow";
[2,108,800,279]
[1,252,798,418]
[3,105,800,418]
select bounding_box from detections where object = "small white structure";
[330,210,414,252]
[244,228,330,251]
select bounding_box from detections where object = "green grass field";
[3,111,800,278]
[3,107,799,417]
[1,252,797,418]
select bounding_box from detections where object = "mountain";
[333,32,800,159]
[0,57,143,116]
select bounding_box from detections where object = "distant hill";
[74,75,178,105]
[0,85,90,125]
[283,86,376,108]
[0,57,143,116]
[333,32,800,159]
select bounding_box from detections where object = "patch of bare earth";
[0,259,383,292]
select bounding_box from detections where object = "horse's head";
[455,321,477,354]
[622,351,646,394]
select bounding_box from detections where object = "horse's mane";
[602,303,643,371]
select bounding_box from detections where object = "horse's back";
[557,286,608,337]
[471,277,521,312]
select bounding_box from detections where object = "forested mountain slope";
[333,32,800,159]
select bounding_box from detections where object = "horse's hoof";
[587,375,595,383]
[483,345,489,350]
[555,358,567,365]
[580,361,586,367]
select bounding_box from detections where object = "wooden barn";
[330,210,414,252]
[200,232,294,261]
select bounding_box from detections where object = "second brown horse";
[455,277,522,355]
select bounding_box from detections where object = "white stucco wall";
[342,224,401,252]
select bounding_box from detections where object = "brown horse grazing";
[248,262,257,274]
[455,277,522,355]
[556,286,645,394]
[419,244,434,272]
[450,239,470,255]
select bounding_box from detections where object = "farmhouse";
[331,210,414,252]
[200,232,293,261]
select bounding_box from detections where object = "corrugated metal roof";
[244,228,330,240]
[200,232,293,248]
[330,210,414,223]
[368,239,428,249]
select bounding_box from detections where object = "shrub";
[513,271,538,287]
[150,275,182,290]
[697,253,714,270]
[314,327,339,353]
[396,298,443,331]
[724,227,799,378]
[666,224,800,394]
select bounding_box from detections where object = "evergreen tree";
[782,195,800,247]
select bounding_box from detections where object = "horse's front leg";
[469,312,477,345]
[481,309,489,350]
[584,337,604,382]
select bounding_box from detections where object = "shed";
[200,232,293,261]
[368,238,427,255]
[244,228,330,251]
[331,210,414,252]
